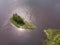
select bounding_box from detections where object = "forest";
[10,13,36,30]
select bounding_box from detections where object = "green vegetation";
[10,13,36,30]
[44,29,60,45]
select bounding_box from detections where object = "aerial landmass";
[10,13,36,30]
[44,29,60,45]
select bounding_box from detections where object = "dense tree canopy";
[10,13,36,30]
[13,13,25,26]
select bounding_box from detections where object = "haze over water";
[0,0,60,45]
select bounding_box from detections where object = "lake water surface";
[0,0,60,45]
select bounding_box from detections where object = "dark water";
[0,0,60,45]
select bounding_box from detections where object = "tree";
[12,13,25,26]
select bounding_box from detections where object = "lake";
[0,0,60,45]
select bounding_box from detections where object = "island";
[10,13,36,30]
[44,29,60,45]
